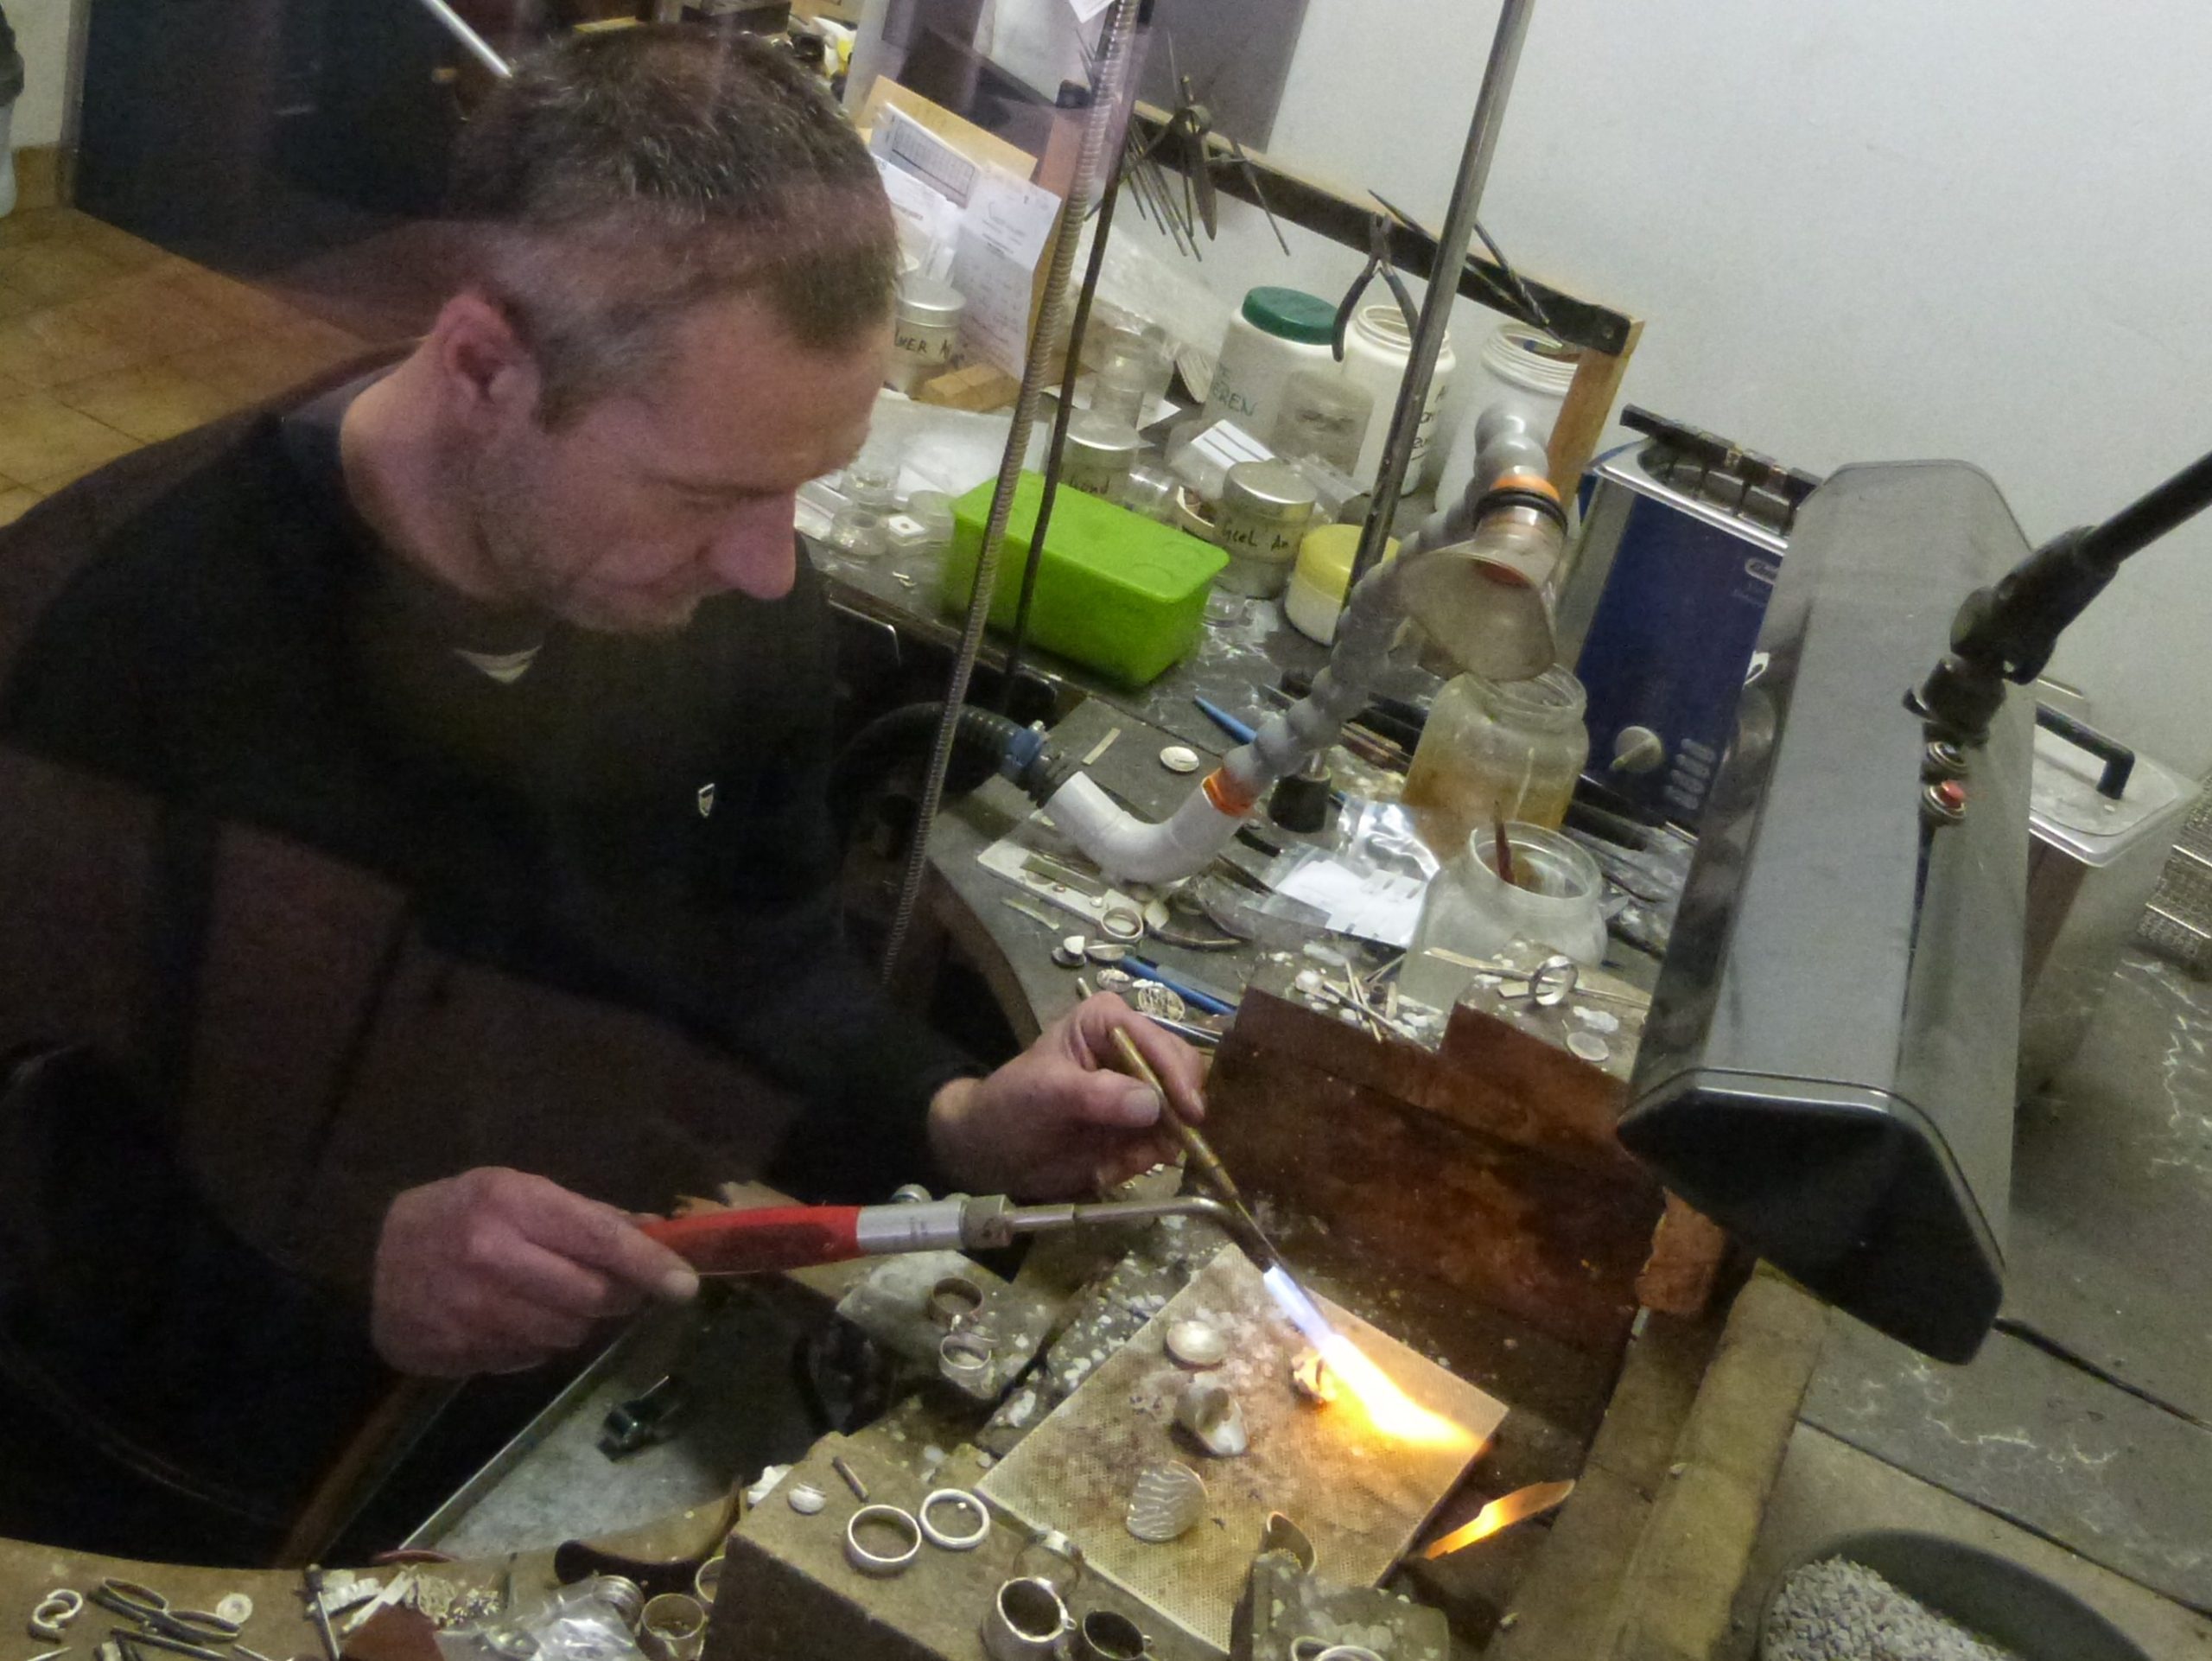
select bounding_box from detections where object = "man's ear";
[430,291,542,432]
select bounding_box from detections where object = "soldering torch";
[640,1191,1276,1276]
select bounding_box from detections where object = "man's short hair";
[450,27,896,425]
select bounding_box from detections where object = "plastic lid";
[1242,286,1337,346]
[1294,523,1397,601]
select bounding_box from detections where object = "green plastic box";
[940,471,1229,689]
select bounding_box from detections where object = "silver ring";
[639,1593,706,1661]
[31,1591,83,1642]
[1314,1650,1385,1661]
[1010,1528,1084,1594]
[844,1505,922,1577]
[1072,1609,1150,1661]
[918,1487,990,1550]
[981,1578,1071,1661]
[927,1276,984,1328]
[690,1556,723,1607]
[1098,904,1145,942]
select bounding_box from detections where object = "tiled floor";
[0,206,385,525]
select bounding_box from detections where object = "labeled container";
[1213,458,1316,599]
[1341,301,1456,487]
[1436,325,1579,508]
[1401,822,1608,1009]
[889,275,965,394]
[1270,366,1373,474]
[1201,286,1338,447]
[939,471,1227,688]
[1402,665,1589,856]
[1061,414,1142,501]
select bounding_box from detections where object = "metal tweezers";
[1333,209,1421,362]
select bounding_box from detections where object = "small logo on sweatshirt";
[697,782,716,819]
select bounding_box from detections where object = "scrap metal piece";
[1131,980,1188,1022]
[1567,1030,1612,1065]
[1159,745,1201,774]
[1165,1319,1226,1369]
[1125,1461,1208,1543]
[786,1482,828,1516]
[211,1599,251,1629]
[1084,942,1128,964]
[1054,935,1090,968]
[1289,1349,1340,1405]
[1011,1529,1086,1595]
[830,1456,869,1503]
[1174,1379,1249,1457]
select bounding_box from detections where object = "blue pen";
[1122,954,1238,1017]
[1192,697,1256,745]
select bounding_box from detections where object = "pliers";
[1333,207,1421,363]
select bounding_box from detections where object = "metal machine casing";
[1563,441,1790,825]
[1618,461,2035,1365]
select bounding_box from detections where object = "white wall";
[1108,0,2212,779]
[5,0,83,149]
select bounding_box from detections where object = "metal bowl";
[1758,1530,2151,1661]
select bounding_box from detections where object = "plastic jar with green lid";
[1200,286,1338,447]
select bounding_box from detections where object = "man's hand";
[927,992,1208,1200]
[371,1168,700,1377]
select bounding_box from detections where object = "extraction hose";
[877,0,1141,983]
[827,703,1055,847]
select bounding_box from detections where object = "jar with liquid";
[1402,665,1589,856]
[1400,822,1607,1010]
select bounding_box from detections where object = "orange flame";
[1421,1480,1577,1558]
[1314,1332,1478,1451]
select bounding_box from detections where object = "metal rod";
[1344,0,1536,594]
[879,0,1143,982]
[996,137,1132,712]
[410,0,512,78]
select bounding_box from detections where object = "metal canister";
[890,276,965,393]
[1214,459,1316,598]
[1062,417,1142,501]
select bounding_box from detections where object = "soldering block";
[940,470,1228,689]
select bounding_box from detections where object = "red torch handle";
[640,1206,866,1276]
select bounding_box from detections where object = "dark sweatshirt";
[0,388,972,1207]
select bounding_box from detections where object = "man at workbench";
[0,29,1199,1556]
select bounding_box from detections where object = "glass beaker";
[1402,665,1588,856]
[1400,821,1607,1010]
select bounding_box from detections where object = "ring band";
[844,1505,922,1577]
[918,1488,990,1551]
[981,1579,1071,1661]
[1010,1528,1084,1594]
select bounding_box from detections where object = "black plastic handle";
[2035,703,2135,799]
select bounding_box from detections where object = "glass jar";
[1214,459,1316,599]
[1400,823,1607,1010]
[1270,366,1373,474]
[1402,665,1589,856]
[889,275,965,394]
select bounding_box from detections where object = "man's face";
[467,294,889,633]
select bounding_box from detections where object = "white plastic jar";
[1341,302,1456,488]
[1200,286,1338,448]
[1435,323,1579,506]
